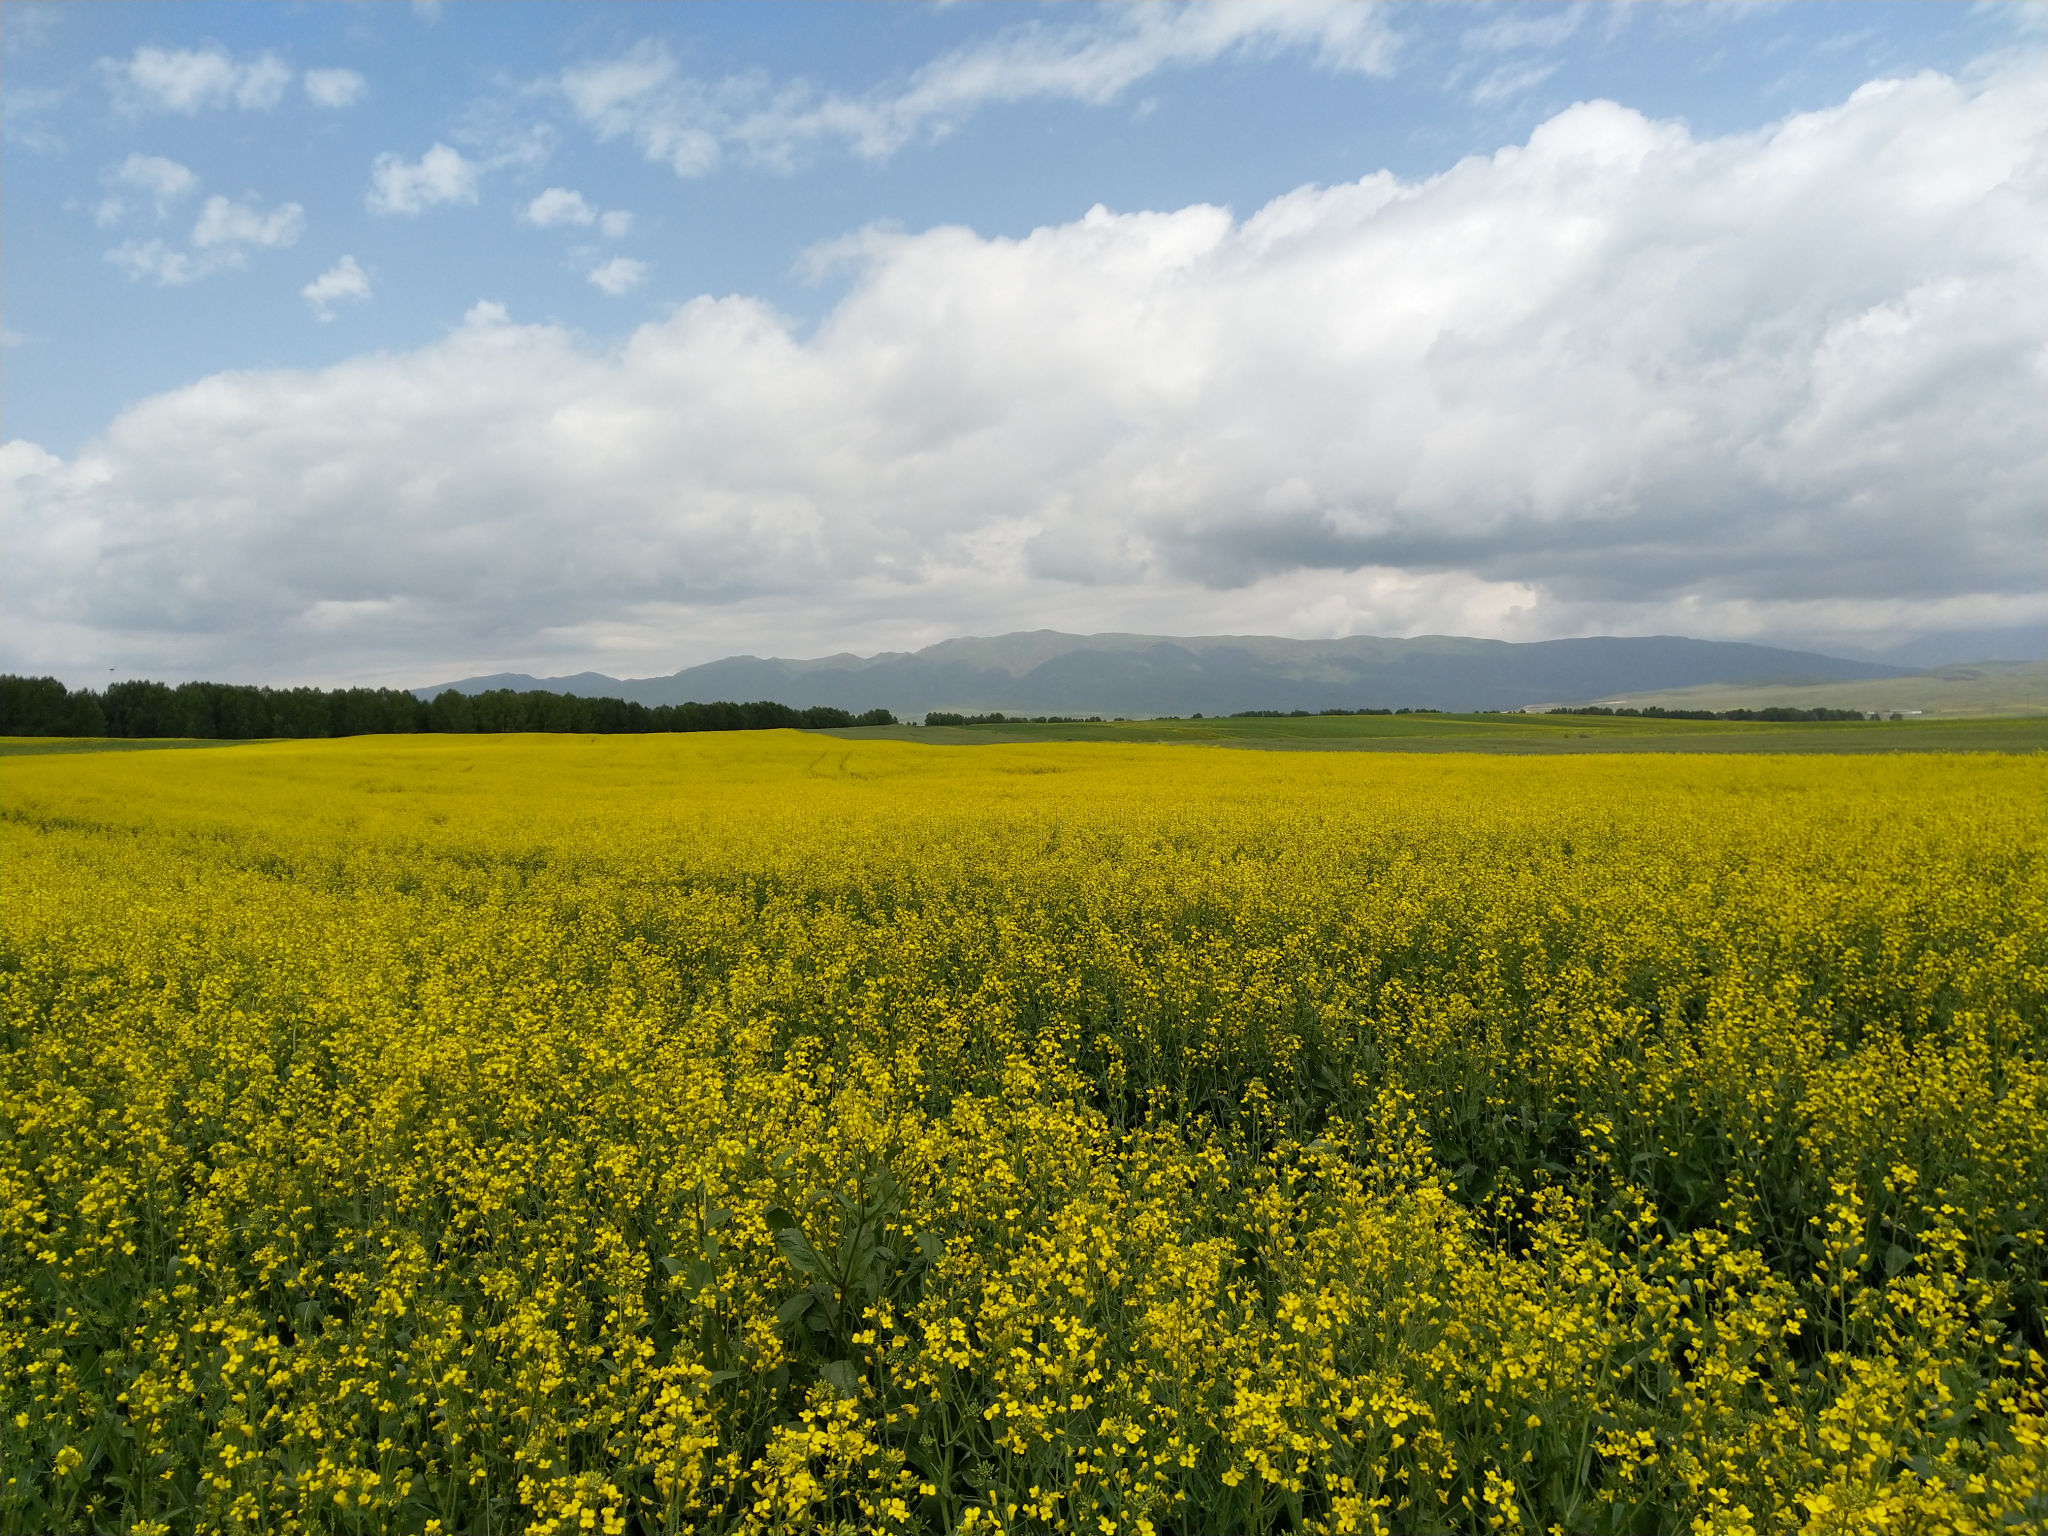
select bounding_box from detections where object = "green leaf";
[819,1359,861,1396]
[775,1225,824,1276]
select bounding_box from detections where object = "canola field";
[2,734,2043,1536]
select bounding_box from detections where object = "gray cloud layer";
[4,65,2043,684]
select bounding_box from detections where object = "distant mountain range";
[1827,623,2046,669]
[418,631,1911,717]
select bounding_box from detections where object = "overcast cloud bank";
[4,63,2043,685]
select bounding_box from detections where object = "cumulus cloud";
[105,192,304,285]
[11,65,2044,680]
[560,2,1398,176]
[304,67,367,109]
[366,143,478,216]
[302,255,371,319]
[522,187,635,241]
[192,193,304,250]
[522,186,596,227]
[586,257,647,296]
[96,152,199,226]
[107,45,292,114]
[113,152,198,202]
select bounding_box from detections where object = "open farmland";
[837,712,2048,755]
[2,735,2044,1535]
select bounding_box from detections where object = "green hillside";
[1564,660,2046,719]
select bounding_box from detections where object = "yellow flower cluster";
[2,734,2043,1534]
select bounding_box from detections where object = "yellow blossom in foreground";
[1,733,2043,1534]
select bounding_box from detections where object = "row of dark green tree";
[922,711,1105,726]
[0,674,896,740]
[1232,707,1419,718]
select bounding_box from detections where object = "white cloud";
[192,193,305,251]
[104,239,204,286]
[366,143,479,216]
[559,43,720,176]
[522,187,635,238]
[1463,5,1588,55]
[449,94,556,174]
[1454,1,1600,108]
[302,255,371,319]
[304,68,367,109]
[14,65,2045,680]
[1469,58,1561,107]
[560,3,1399,176]
[113,152,198,203]
[108,45,291,115]
[106,192,304,285]
[587,257,647,296]
[96,153,199,225]
[522,186,596,227]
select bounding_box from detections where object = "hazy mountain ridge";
[419,632,1908,717]
[1814,624,2047,669]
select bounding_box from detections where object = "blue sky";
[2,1,2043,686]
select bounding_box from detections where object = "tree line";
[0,675,896,739]
[923,711,1105,726]
[1232,707,1422,718]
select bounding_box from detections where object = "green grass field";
[7,712,2045,760]
[0,736,254,758]
[830,711,2048,754]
